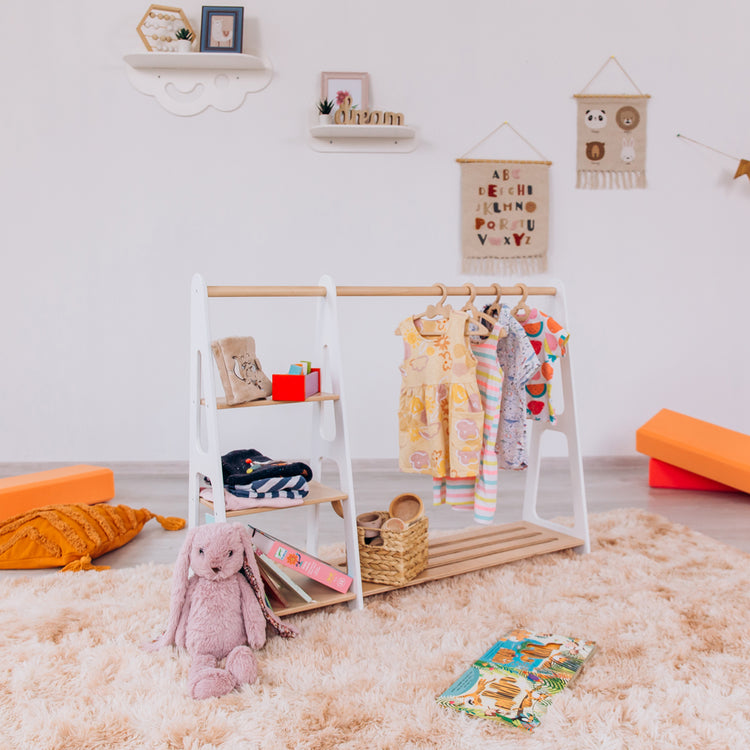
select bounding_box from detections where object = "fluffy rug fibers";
[1,508,749,750]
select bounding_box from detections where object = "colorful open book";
[436,629,596,731]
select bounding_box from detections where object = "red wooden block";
[271,368,320,401]
[648,458,741,493]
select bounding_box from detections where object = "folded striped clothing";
[200,486,305,511]
[227,475,309,498]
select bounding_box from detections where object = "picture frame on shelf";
[321,72,370,112]
[200,6,244,53]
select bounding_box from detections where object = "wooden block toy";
[648,458,741,493]
[636,409,750,494]
[0,465,115,523]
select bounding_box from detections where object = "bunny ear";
[236,523,263,582]
[156,526,199,647]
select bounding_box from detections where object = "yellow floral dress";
[397,311,484,477]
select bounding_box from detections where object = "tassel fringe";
[462,255,548,276]
[153,514,187,531]
[576,170,647,189]
[62,555,110,572]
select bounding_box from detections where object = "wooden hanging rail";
[207,283,558,298]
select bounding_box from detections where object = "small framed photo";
[200,6,243,53]
[321,72,370,112]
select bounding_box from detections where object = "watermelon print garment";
[397,311,484,479]
[521,309,569,424]
[495,305,540,471]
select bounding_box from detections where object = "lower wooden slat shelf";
[271,521,584,617]
[360,521,583,597]
[270,573,358,617]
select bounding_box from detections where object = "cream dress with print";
[398,311,484,478]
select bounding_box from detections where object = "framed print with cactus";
[457,123,551,274]
[574,57,650,189]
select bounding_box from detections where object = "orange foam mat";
[636,409,750,494]
[0,465,115,523]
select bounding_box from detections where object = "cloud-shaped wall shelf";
[124,52,273,116]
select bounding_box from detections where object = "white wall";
[1,0,748,462]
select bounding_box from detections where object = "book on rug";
[436,629,597,731]
[247,525,353,594]
[255,552,315,604]
[253,553,290,608]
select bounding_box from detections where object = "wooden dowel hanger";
[207,283,558,299]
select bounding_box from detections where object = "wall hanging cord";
[457,122,551,164]
[575,55,647,98]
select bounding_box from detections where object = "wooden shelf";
[124,52,266,71]
[269,521,583,617]
[199,480,347,517]
[360,522,584,597]
[213,391,339,410]
[124,52,273,116]
[310,124,416,140]
[271,572,358,617]
[309,124,418,153]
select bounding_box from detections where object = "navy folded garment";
[221,449,313,486]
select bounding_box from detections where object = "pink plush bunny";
[146,521,296,699]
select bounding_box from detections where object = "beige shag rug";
[1,508,749,750]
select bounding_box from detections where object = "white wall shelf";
[124,52,273,116]
[309,124,418,153]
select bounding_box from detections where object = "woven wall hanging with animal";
[574,57,650,190]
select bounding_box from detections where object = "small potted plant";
[317,98,335,125]
[174,27,194,53]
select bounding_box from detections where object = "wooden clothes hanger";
[416,282,452,320]
[461,283,497,335]
[479,283,508,339]
[511,282,531,323]
[394,282,453,335]
[485,283,502,318]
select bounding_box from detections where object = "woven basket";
[357,511,429,585]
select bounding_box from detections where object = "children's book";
[247,525,353,594]
[254,553,290,608]
[256,552,315,604]
[436,629,597,731]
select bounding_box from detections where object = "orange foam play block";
[0,465,115,523]
[636,409,750,494]
[648,458,740,493]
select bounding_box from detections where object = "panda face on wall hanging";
[584,109,607,132]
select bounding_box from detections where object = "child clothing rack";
[189,274,589,616]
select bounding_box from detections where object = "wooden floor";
[1,456,749,582]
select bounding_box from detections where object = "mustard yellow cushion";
[0,503,185,571]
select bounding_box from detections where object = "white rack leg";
[521,343,590,553]
[308,275,363,610]
[189,273,225,527]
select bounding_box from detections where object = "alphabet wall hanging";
[574,57,650,189]
[457,123,551,275]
